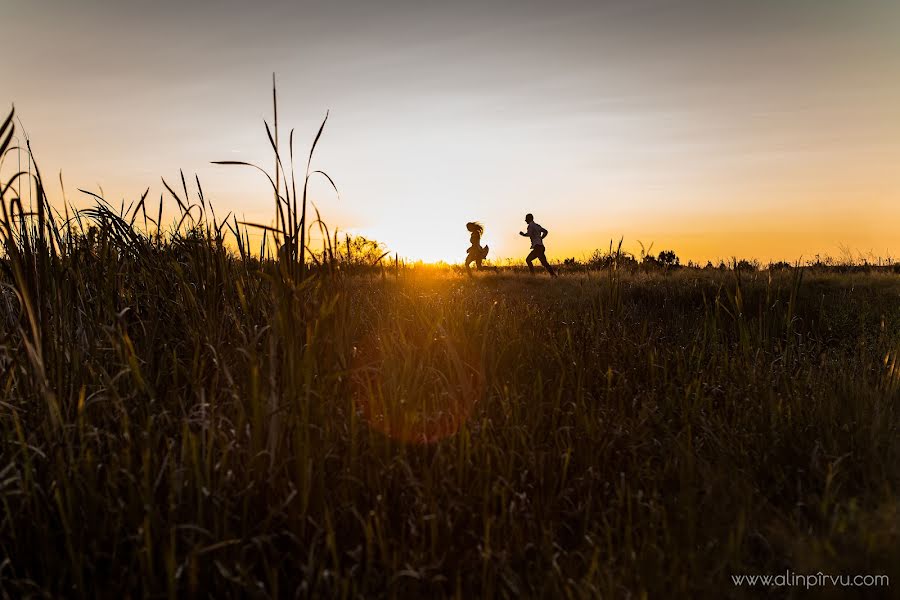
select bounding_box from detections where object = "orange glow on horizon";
[6,2,900,264]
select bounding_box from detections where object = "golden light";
[363,219,491,265]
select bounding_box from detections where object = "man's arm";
[540,226,548,240]
[519,231,528,237]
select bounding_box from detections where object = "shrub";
[657,250,680,268]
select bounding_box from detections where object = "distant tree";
[735,259,758,272]
[768,261,792,271]
[617,254,638,269]
[641,254,660,269]
[657,250,680,268]
[311,234,389,269]
[587,248,637,270]
[807,254,836,268]
[586,249,606,269]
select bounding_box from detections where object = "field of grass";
[1,108,899,598]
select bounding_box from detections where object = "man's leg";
[537,247,557,277]
[525,248,539,274]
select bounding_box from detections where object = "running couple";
[465,213,557,277]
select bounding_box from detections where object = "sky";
[5,0,900,263]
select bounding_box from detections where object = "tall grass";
[0,104,898,598]
[211,76,339,282]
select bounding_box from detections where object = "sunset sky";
[6,0,900,263]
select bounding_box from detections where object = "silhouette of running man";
[519,213,557,277]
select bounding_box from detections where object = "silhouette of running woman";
[519,213,557,277]
[464,222,490,275]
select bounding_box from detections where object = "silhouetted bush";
[657,250,680,268]
[641,254,659,268]
[586,248,638,271]
[735,259,758,272]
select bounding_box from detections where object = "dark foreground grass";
[1,231,898,598]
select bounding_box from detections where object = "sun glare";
[363,221,470,264]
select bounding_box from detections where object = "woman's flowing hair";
[466,222,484,236]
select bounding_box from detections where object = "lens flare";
[352,322,482,444]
